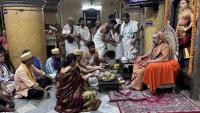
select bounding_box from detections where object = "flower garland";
[188,0,197,75]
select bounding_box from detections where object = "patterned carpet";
[109,90,200,113]
[109,90,146,102]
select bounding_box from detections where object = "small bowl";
[121,57,129,63]
[121,59,128,63]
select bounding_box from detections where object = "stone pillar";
[2,0,47,67]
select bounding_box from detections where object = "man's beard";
[81,24,84,27]
[53,57,61,70]
[67,36,74,43]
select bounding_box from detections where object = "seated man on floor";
[81,41,116,67]
[102,50,116,64]
[0,47,15,93]
[14,50,52,99]
[82,41,100,66]
[45,48,61,78]
[73,50,103,78]
[128,31,180,93]
[55,53,101,113]
[0,82,15,112]
[22,49,43,73]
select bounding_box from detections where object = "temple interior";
[0,0,200,113]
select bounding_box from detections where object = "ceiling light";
[82,5,102,10]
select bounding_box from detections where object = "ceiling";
[80,0,103,5]
[0,0,120,12]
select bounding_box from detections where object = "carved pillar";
[2,0,47,67]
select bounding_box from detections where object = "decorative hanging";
[0,6,5,31]
[164,0,168,25]
[188,0,198,75]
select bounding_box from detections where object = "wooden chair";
[157,22,179,92]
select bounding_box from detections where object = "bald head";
[67,17,75,26]
[153,31,165,45]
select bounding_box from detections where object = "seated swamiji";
[128,31,180,93]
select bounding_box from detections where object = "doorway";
[83,9,100,29]
[0,8,5,33]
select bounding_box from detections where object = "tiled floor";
[2,87,200,113]
[10,86,120,113]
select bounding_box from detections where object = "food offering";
[100,71,116,81]
[117,76,125,84]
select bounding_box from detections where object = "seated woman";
[14,51,52,99]
[55,54,101,113]
[128,31,180,93]
[45,48,61,78]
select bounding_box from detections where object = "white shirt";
[120,20,138,46]
[62,24,79,55]
[76,26,91,46]
[93,26,105,48]
[62,24,78,35]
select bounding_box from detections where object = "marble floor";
[2,86,200,113]
[3,86,120,113]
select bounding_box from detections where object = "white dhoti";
[120,20,138,61]
[95,44,106,59]
[123,42,138,60]
[65,40,78,56]
[115,41,124,59]
[77,26,91,52]
[93,26,106,59]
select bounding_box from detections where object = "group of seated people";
[0,30,180,112]
[0,42,106,112]
[0,47,57,111]
[54,30,180,112]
